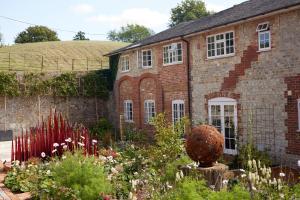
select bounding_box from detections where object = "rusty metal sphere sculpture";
[186,125,224,167]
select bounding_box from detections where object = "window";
[208,97,237,155]
[144,100,155,123]
[172,100,184,124]
[298,99,300,131]
[163,43,183,65]
[257,22,271,51]
[124,100,133,122]
[120,56,130,72]
[207,31,235,58]
[142,50,152,68]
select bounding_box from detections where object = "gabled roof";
[106,0,300,56]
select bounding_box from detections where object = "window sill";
[163,62,183,67]
[206,54,235,60]
[257,48,271,53]
[125,120,134,123]
[142,66,153,69]
[121,70,130,73]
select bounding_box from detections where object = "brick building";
[107,0,300,165]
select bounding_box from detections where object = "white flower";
[241,174,246,178]
[52,149,57,153]
[252,186,257,191]
[41,152,46,158]
[240,169,245,173]
[133,172,138,176]
[46,170,51,175]
[81,136,85,140]
[63,145,68,150]
[53,143,59,147]
[65,138,72,143]
[279,172,285,177]
[92,139,97,144]
[180,170,184,178]
[62,155,66,160]
[78,142,85,147]
[107,174,112,181]
[209,185,215,190]
[99,155,107,161]
[222,179,228,185]
[111,167,118,174]
[60,143,65,146]
[279,193,284,198]
[176,172,181,181]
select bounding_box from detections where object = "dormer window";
[120,55,130,72]
[257,22,271,51]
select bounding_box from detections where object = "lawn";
[0,41,128,72]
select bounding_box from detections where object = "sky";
[0,0,244,45]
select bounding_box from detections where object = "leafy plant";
[51,73,78,96]
[23,72,49,96]
[235,143,271,169]
[82,71,109,99]
[0,72,19,96]
[51,151,111,200]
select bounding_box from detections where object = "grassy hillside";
[0,41,128,72]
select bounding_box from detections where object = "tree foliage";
[107,24,154,43]
[73,31,89,40]
[169,0,211,27]
[15,26,60,44]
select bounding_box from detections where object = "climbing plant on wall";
[0,72,19,97]
[0,71,111,99]
[23,73,50,96]
[50,73,78,97]
[82,71,109,100]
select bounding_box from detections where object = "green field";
[0,41,128,72]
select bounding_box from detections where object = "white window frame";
[298,99,300,131]
[144,100,156,124]
[124,100,133,122]
[163,42,183,66]
[257,22,271,52]
[142,49,153,68]
[206,31,235,59]
[208,97,238,155]
[120,55,130,72]
[172,100,185,124]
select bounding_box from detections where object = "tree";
[15,26,60,44]
[0,32,3,46]
[73,31,89,40]
[107,24,154,43]
[169,0,211,27]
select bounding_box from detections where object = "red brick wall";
[285,74,300,155]
[116,40,189,130]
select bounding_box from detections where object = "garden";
[3,112,300,200]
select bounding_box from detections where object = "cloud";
[206,3,227,12]
[70,4,94,14]
[87,8,169,31]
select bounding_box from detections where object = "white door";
[208,97,237,155]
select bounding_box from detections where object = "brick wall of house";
[190,9,300,166]
[115,40,189,133]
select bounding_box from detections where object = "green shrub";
[124,123,147,143]
[156,177,210,200]
[51,73,78,96]
[236,144,271,169]
[51,151,111,200]
[0,72,19,96]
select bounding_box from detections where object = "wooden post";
[100,59,103,69]
[56,57,59,71]
[8,52,11,71]
[72,59,74,71]
[38,95,41,124]
[86,57,89,71]
[119,115,124,141]
[23,54,26,68]
[4,95,7,132]
[41,55,44,72]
